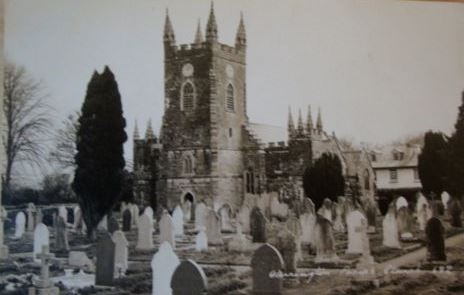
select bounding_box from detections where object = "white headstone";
[237,205,250,233]
[300,212,316,246]
[136,214,154,250]
[195,202,207,231]
[441,192,450,210]
[144,206,154,220]
[58,205,68,224]
[172,206,184,236]
[159,211,175,248]
[382,205,401,249]
[270,195,289,218]
[396,196,408,211]
[219,205,233,231]
[151,242,180,295]
[346,210,366,254]
[195,228,208,252]
[112,230,129,276]
[416,195,432,231]
[333,202,345,233]
[14,212,26,239]
[131,204,139,227]
[97,215,108,231]
[33,223,50,263]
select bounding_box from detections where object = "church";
[133,5,375,215]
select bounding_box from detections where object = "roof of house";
[371,144,421,169]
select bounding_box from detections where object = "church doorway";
[182,192,195,222]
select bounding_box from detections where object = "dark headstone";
[108,216,120,234]
[425,217,446,261]
[449,198,462,228]
[170,259,207,295]
[122,209,132,232]
[250,207,267,243]
[96,232,115,286]
[251,243,284,295]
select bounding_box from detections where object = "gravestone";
[365,199,377,233]
[301,197,315,215]
[317,198,333,222]
[237,205,250,233]
[122,209,132,232]
[14,211,26,239]
[170,260,208,295]
[251,243,284,295]
[172,205,184,236]
[425,217,446,261]
[152,242,180,295]
[300,211,316,246]
[382,203,401,248]
[73,206,83,231]
[441,191,451,211]
[69,251,94,271]
[396,206,413,239]
[250,207,267,243]
[355,218,376,277]
[270,195,289,218]
[219,205,233,231]
[333,202,345,233]
[314,214,338,263]
[58,205,68,224]
[113,230,129,277]
[96,232,116,286]
[418,203,432,231]
[227,224,251,252]
[395,196,408,211]
[182,200,192,222]
[131,204,139,227]
[275,229,297,274]
[416,193,428,214]
[28,245,59,295]
[26,203,37,232]
[346,210,366,254]
[160,210,176,248]
[205,209,222,245]
[98,215,108,231]
[33,223,50,263]
[108,216,120,234]
[35,208,43,227]
[194,202,207,231]
[144,206,154,220]
[55,216,69,252]
[448,198,462,227]
[195,227,208,252]
[136,214,154,250]
[285,215,302,261]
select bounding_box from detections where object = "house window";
[390,169,398,182]
[181,82,195,111]
[371,153,376,162]
[226,84,234,112]
[414,168,419,180]
[229,128,233,137]
[183,156,194,174]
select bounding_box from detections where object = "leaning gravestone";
[172,205,184,236]
[425,217,446,261]
[195,228,208,252]
[314,214,338,263]
[382,203,401,249]
[250,207,267,243]
[251,243,284,295]
[195,202,207,231]
[122,209,132,232]
[160,210,176,248]
[96,232,116,286]
[113,230,129,277]
[152,241,180,295]
[55,216,69,252]
[14,212,26,239]
[33,223,50,263]
[346,210,366,254]
[136,214,154,250]
[205,209,223,245]
[108,216,120,234]
[171,260,208,295]
[237,205,251,233]
[449,198,462,228]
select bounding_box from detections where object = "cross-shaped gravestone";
[36,245,54,289]
[355,219,376,278]
[355,219,371,257]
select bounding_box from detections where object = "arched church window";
[226,84,234,112]
[183,156,194,174]
[182,82,195,111]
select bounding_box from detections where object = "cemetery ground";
[0,205,463,295]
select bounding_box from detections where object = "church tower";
[159,5,248,209]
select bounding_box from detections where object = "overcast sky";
[5,0,464,184]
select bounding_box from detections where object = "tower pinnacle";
[134,120,140,140]
[235,12,246,49]
[206,2,218,43]
[164,8,176,46]
[146,119,155,140]
[306,105,313,135]
[194,19,204,44]
[288,106,296,138]
[297,108,304,135]
[316,108,323,133]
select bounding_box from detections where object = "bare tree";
[3,62,52,191]
[49,112,79,170]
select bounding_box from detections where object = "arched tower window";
[181,82,195,111]
[226,84,234,112]
[183,156,194,174]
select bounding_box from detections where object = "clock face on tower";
[182,63,194,77]
[226,64,234,78]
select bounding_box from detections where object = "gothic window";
[226,84,234,112]
[364,169,370,190]
[390,169,398,182]
[183,156,194,174]
[245,169,255,194]
[181,82,195,111]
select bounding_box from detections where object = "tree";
[418,131,448,196]
[303,152,345,210]
[3,63,52,191]
[49,111,80,170]
[72,67,127,239]
[40,173,75,204]
[447,91,464,198]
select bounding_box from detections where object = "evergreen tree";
[72,67,127,239]
[447,91,464,198]
[303,152,345,210]
[418,131,448,196]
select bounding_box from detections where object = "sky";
[5,0,464,185]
